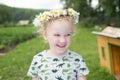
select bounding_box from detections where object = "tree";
[0,4,47,26]
[0,4,12,24]
[98,0,120,26]
[99,0,116,17]
[61,0,120,27]
[60,0,96,18]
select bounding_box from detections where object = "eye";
[65,33,71,37]
[54,34,60,37]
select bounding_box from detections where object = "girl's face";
[43,20,73,55]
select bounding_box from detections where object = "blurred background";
[0,0,120,27]
[0,0,119,80]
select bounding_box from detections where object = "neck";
[46,49,67,57]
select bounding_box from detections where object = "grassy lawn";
[0,27,116,80]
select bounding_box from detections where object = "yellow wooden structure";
[93,26,120,79]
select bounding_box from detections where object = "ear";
[42,31,47,40]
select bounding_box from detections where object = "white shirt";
[27,50,89,80]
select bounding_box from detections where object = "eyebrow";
[69,31,73,34]
[54,32,73,34]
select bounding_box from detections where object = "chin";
[56,48,67,55]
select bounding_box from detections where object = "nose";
[59,37,66,43]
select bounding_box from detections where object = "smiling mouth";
[56,44,66,48]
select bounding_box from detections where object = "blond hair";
[38,16,74,36]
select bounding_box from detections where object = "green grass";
[0,28,116,80]
[0,26,37,49]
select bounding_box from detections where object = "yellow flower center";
[69,11,73,15]
[44,14,49,18]
[50,11,53,14]
[53,11,58,15]
[60,11,64,15]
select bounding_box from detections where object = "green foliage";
[0,28,116,80]
[61,0,120,26]
[77,21,95,28]
[11,8,46,23]
[0,26,37,47]
[0,4,12,24]
[99,0,119,17]
[61,0,94,17]
[0,4,48,25]
[0,44,5,50]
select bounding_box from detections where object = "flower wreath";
[33,8,80,27]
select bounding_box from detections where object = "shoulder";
[32,50,45,61]
[68,50,83,58]
[67,50,86,65]
[67,50,85,62]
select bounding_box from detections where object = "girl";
[27,8,89,80]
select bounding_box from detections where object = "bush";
[0,26,37,47]
[0,44,5,50]
[77,20,95,28]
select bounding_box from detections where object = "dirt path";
[0,44,17,55]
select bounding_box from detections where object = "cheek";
[47,36,57,44]
[67,37,72,43]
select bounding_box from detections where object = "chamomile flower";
[52,10,60,17]
[68,8,79,16]
[33,8,80,27]
[59,10,67,16]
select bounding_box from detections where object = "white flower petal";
[33,8,80,28]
